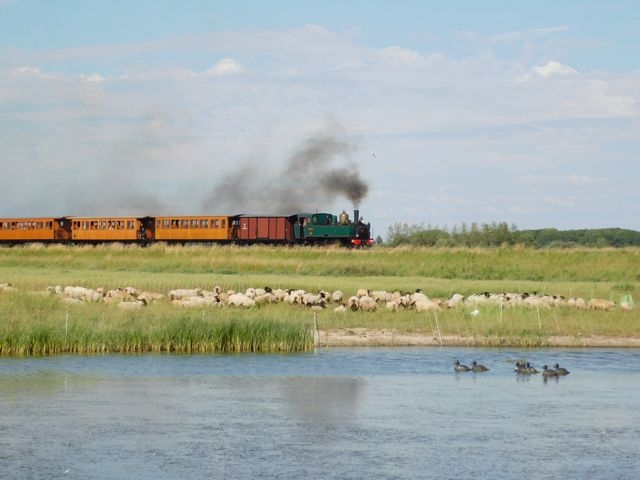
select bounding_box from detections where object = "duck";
[454,360,470,372]
[553,363,570,375]
[542,365,558,378]
[515,361,538,374]
[471,360,489,372]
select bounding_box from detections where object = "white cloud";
[206,58,244,76]
[533,60,578,77]
[379,46,425,66]
[9,66,60,79]
[79,73,104,83]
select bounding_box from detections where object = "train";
[0,209,373,247]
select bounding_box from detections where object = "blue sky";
[1,1,639,236]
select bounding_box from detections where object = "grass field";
[0,243,638,355]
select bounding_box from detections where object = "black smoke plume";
[203,126,369,213]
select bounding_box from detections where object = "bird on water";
[471,360,489,372]
[454,360,470,372]
[553,363,570,375]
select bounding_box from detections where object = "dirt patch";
[319,329,640,348]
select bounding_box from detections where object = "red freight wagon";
[234,215,296,243]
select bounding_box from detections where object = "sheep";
[358,295,377,312]
[385,299,401,311]
[168,288,202,301]
[331,290,344,304]
[356,288,371,298]
[588,299,616,311]
[227,293,256,308]
[0,282,16,292]
[172,296,206,308]
[370,290,392,303]
[117,299,147,310]
[410,291,429,305]
[254,293,276,305]
[567,297,587,309]
[47,285,64,296]
[63,286,89,300]
[136,291,164,303]
[318,290,331,302]
[445,293,465,308]
[302,292,323,307]
[82,288,104,303]
[414,299,441,312]
[333,304,347,313]
[123,286,138,297]
[346,296,359,311]
[104,288,135,304]
[272,288,289,302]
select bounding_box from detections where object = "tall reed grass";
[0,293,313,355]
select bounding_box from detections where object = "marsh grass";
[0,244,639,354]
[0,293,313,355]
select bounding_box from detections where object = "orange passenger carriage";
[152,215,233,242]
[0,217,71,243]
[70,217,145,242]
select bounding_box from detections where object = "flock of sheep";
[0,281,631,313]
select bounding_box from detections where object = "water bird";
[454,360,470,372]
[515,361,538,374]
[471,360,489,372]
[553,363,570,375]
[524,362,539,374]
[542,365,558,378]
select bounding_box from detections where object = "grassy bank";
[0,244,638,354]
[0,293,313,355]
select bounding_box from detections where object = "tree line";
[384,222,640,248]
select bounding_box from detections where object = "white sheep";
[117,299,147,310]
[588,298,615,311]
[414,299,441,312]
[331,290,344,304]
[358,295,377,312]
[227,293,256,308]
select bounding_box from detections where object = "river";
[1,347,639,479]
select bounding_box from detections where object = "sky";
[1,0,639,238]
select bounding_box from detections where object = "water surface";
[1,348,639,479]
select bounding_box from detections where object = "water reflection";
[279,377,363,426]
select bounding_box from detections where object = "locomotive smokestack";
[354,209,359,225]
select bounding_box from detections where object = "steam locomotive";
[0,209,373,247]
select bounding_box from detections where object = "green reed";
[0,293,313,355]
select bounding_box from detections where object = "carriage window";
[191,219,198,228]
[221,219,226,228]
